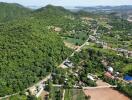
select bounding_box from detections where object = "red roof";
[104,72,114,79]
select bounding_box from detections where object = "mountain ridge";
[0,2,32,22]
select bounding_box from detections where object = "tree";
[85,95,91,100]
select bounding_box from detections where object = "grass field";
[50,87,63,100]
[65,37,84,46]
[64,32,89,46]
[83,44,118,56]
[64,89,86,100]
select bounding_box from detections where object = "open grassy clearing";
[83,44,118,56]
[64,89,86,100]
[50,87,63,100]
[63,32,89,46]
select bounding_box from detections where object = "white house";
[87,75,95,81]
[107,66,114,73]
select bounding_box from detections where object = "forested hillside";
[0,5,72,96]
[32,5,75,28]
[0,2,31,22]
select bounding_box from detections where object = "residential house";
[104,72,114,79]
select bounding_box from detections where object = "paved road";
[62,89,65,100]
[52,84,117,90]
[0,93,19,100]
[30,74,51,87]
[83,85,117,90]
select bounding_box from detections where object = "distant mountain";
[27,5,42,9]
[34,5,72,16]
[0,2,31,22]
[75,5,132,19]
[31,5,75,26]
[75,5,132,12]
[75,5,132,16]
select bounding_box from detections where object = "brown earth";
[84,88,130,100]
[96,80,110,86]
[40,90,49,100]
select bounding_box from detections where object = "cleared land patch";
[84,88,130,100]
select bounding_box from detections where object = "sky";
[0,0,132,7]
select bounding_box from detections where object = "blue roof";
[124,75,132,81]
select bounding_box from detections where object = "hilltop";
[0,2,31,22]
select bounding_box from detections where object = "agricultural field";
[64,89,86,100]
[50,87,63,100]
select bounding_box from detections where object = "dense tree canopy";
[0,15,72,96]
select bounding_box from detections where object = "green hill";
[34,5,73,17]
[0,5,72,96]
[0,2,31,22]
[32,5,75,26]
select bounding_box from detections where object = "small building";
[117,48,128,53]
[37,84,43,91]
[107,66,114,73]
[95,41,108,49]
[124,75,132,82]
[104,72,114,79]
[28,84,44,98]
[64,59,73,68]
[95,41,103,48]
[81,17,93,21]
[87,75,95,81]
[128,51,132,57]
[89,35,96,42]
[29,86,37,95]
[47,26,61,32]
[114,72,120,77]
[54,27,61,32]
[117,48,128,57]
